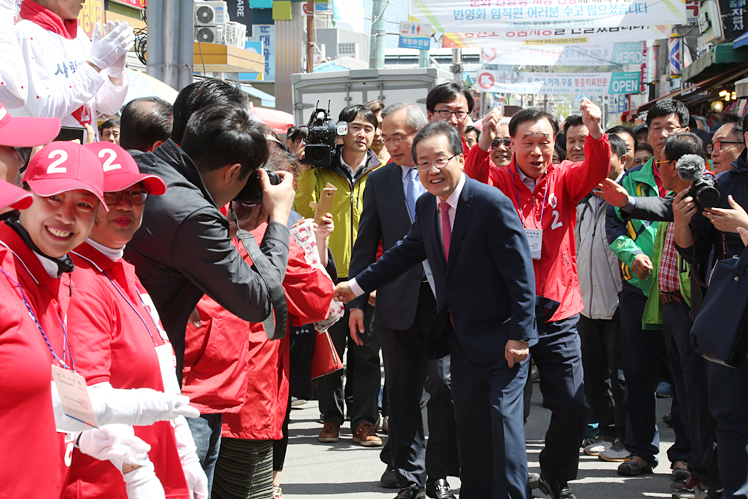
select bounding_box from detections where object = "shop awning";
[240,84,275,107]
[683,43,748,82]
[734,32,748,49]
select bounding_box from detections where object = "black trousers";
[317,303,381,430]
[577,311,626,440]
[379,282,459,487]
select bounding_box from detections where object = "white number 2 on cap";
[98,149,121,171]
[47,150,68,174]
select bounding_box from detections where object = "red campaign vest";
[64,242,189,499]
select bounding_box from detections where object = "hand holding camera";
[262,170,295,225]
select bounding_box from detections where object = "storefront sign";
[476,69,642,95]
[77,0,104,39]
[480,42,643,66]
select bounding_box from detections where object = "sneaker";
[272,486,283,499]
[617,459,654,476]
[657,381,673,398]
[353,421,383,446]
[672,462,691,482]
[291,396,307,407]
[598,441,631,462]
[528,472,540,489]
[672,477,707,499]
[318,421,340,442]
[583,436,612,456]
[537,476,576,499]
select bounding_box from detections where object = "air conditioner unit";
[194,1,227,27]
[224,21,247,48]
[337,42,359,59]
[195,24,224,44]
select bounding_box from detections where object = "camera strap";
[231,210,288,341]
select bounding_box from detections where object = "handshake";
[333,281,356,304]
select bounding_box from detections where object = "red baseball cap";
[23,141,109,211]
[85,142,167,195]
[0,180,33,211]
[0,102,61,147]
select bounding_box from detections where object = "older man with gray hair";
[349,101,460,499]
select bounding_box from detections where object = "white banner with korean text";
[476,70,642,94]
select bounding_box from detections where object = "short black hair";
[181,103,269,180]
[608,134,627,160]
[98,118,120,136]
[553,143,566,162]
[662,132,707,162]
[646,100,689,129]
[426,82,474,113]
[563,115,584,136]
[172,78,246,145]
[721,112,744,138]
[364,99,385,116]
[120,97,173,152]
[635,142,654,155]
[411,121,463,161]
[607,125,636,146]
[509,107,559,138]
[339,104,378,129]
[464,125,480,138]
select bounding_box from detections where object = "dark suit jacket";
[349,162,429,330]
[355,176,538,365]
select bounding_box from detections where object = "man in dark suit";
[348,102,459,499]
[336,121,538,499]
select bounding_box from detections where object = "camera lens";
[697,185,721,209]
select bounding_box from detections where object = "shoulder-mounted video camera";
[300,102,349,168]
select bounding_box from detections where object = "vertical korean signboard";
[77,0,104,39]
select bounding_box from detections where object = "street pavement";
[280,380,678,498]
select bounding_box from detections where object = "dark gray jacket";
[125,139,290,377]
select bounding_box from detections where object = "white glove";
[53,382,200,432]
[89,21,134,71]
[104,21,133,78]
[76,424,151,469]
[122,461,166,499]
[173,416,209,499]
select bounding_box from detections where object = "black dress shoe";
[537,476,576,499]
[426,479,457,499]
[395,484,426,499]
[380,465,400,489]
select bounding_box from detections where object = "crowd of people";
[1,1,748,499]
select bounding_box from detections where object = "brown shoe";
[318,421,340,442]
[353,421,382,447]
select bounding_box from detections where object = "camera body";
[234,169,281,205]
[689,174,721,210]
[301,106,348,168]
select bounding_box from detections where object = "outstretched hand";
[594,178,630,208]
[580,98,604,140]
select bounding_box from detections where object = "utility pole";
[451,48,462,83]
[147,0,193,90]
[418,49,429,68]
[369,0,387,69]
[306,0,314,73]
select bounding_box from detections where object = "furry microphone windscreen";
[676,154,706,182]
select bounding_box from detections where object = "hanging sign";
[476,70,642,95]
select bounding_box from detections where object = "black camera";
[301,103,348,168]
[689,175,721,210]
[234,169,281,205]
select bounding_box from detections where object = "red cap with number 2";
[23,141,109,211]
[85,142,167,195]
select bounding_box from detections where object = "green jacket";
[642,219,692,330]
[606,159,660,296]
[294,146,381,278]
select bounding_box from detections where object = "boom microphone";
[675,154,706,183]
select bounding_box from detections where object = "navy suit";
[349,162,459,488]
[356,176,538,498]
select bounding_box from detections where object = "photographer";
[294,104,384,447]
[125,91,295,491]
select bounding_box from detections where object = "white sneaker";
[583,436,612,456]
[598,440,632,462]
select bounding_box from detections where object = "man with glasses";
[336,121,538,499]
[349,102,459,499]
[709,113,744,174]
[604,100,691,481]
[426,83,475,149]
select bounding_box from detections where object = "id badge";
[524,228,543,260]
[51,365,99,428]
[155,343,181,396]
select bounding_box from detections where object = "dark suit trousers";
[318,303,381,429]
[662,301,718,487]
[531,314,589,484]
[379,282,459,487]
[448,330,530,499]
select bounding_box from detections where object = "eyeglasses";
[434,109,468,121]
[382,129,417,147]
[491,137,512,149]
[416,154,458,171]
[103,188,150,206]
[708,140,744,154]
[650,125,682,135]
[654,159,672,168]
